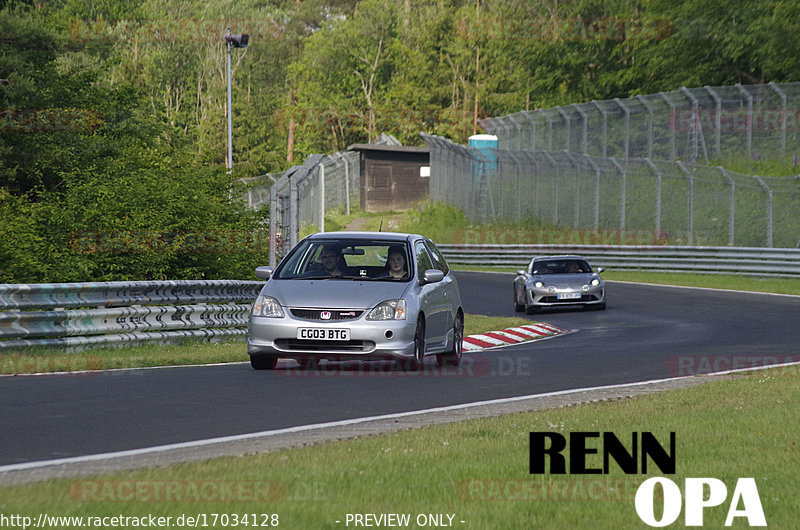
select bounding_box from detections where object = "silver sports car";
[513,255,606,314]
[247,232,464,371]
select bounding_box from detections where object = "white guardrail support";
[0,280,263,350]
[438,244,800,277]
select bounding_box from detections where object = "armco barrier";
[0,280,263,350]
[438,244,800,277]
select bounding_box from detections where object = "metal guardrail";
[0,280,263,350]
[439,244,800,277]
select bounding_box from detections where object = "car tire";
[437,312,463,367]
[250,355,278,370]
[401,317,426,371]
[513,287,525,312]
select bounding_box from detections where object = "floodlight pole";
[226,27,233,174]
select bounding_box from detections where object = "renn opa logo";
[529,432,766,527]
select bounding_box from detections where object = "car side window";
[415,241,434,274]
[424,240,449,274]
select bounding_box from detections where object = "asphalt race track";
[1,272,798,468]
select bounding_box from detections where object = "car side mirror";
[597,267,605,274]
[421,269,444,285]
[516,269,526,276]
[255,266,273,280]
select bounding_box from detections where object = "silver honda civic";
[513,255,606,314]
[247,232,464,371]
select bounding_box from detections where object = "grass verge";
[0,314,534,375]
[454,266,800,296]
[1,369,796,528]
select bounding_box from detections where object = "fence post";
[645,159,663,239]
[753,175,774,247]
[636,95,655,159]
[556,106,571,152]
[610,157,626,231]
[591,100,608,157]
[541,151,559,226]
[704,86,722,157]
[768,82,788,155]
[676,161,694,245]
[659,92,677,160]
[736,84,753,159]
[269,186,278,268]
[614,98,630,161]
[717,167,736,246]
[575,104,589,155]
[681,87,708,162]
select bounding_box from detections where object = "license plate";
[557,292,581,300]
[297,328,350,341]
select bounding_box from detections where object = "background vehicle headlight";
[252,295,284,317]
[367,299,407,320]
[534,281,544,288]
[591,278,601,286]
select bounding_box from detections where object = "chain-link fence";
[422,134,800,248]
[480,83,800,164]
[241,152,361,266]
[241,135,410,266]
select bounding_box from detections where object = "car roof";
[305,231,421,243]
[532,255,588,261]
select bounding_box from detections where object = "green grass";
[2,369,797,528]
[0,339,250,375]
[453,266,800,296]
[601,270,800,296]
[707,153,800,177]
[0,314,534,375]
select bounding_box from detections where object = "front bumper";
[247,314,417,362]
[527,286,605,307]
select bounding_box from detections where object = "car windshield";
[274,239,412,281]
[532,259,592,274]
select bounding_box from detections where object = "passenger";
[383,246,409,279]
[565,261,584,273]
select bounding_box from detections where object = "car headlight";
[591,278,601,286]
[252,295,284,318]
[534,281,544,289]
[367,299,407,320]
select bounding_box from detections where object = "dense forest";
[2,0,799,282]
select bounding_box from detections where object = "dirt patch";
[345,214,405,232]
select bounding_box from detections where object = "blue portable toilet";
[468,133,498,175]
[468,133,499,150]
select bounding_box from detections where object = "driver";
[320,245,346,277]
